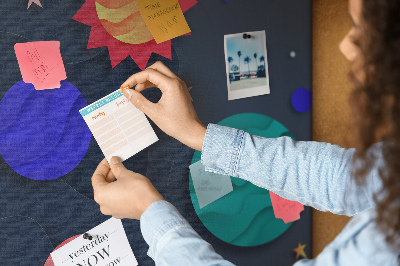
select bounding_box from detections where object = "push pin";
[243,33,252,39]
[120,84,131,92]
[290,51,296,58]
[83,233,96,241]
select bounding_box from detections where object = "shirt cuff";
[140,200,191,260]
[201,123,245,176]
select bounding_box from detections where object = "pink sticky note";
[270,191,304,223]
[14,41,67,90]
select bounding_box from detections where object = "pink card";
[14,41,67,90]
[269,191,304,223]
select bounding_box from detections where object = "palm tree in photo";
[227,56,234,73]
[260,55,265,71]
[259,55,266,77]
[253,53,258,73]
[244,56,251,78]
[237,51,242,78]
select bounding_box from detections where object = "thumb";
[122,88,154,115]
[109,156,128,178]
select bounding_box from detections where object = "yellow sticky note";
[137,0,191,44]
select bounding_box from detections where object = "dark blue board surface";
[0,0,312,265]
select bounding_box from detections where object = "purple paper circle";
[291,88,312,113]
[0,80,91,180]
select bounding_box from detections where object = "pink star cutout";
[27,0,42,9]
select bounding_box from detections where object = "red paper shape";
[72,0,197,69]
[44,235,81,266]
[14,41,67,90]
[269,191,304,223]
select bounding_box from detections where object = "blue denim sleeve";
[140,200,235,265]
[201,124,383,216]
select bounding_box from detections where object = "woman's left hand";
[91,157,165,220]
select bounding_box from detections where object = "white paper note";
[51,218,137,266]
[189,161,233,208]
[80,90,158,162]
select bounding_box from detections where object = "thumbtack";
[120,84,131,92]
[243,34,251,39]
[290,51,296,58]
[83,233,96,241]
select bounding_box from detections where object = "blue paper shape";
[291,88,312,113]
[0,80,91,180]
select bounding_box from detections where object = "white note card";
[80,90,158,162]
[51,218,137,266]
[189,161,234,208]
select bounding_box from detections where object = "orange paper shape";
[269,191,304,223]
[14,41,67,90]
[137,0,191,44]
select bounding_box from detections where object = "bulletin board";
[0,0,312,265]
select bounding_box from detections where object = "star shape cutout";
[27,0,42,9]
[293,242,307,259]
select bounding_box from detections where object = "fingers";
[106,169,116,183]
[147,62,188,90]
[134,61,184,92]
[147,61,178,79]
[109,156,128,178]
[120,68,173,93]
[92,159,111,189]
[121,88,157,115]
[135,82,155,92]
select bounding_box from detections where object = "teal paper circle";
[189,113,296,246]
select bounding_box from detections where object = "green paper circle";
[189,113,296,246]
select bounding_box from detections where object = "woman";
[91,0,400,264]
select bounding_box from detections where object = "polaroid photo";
[224,30,270,100]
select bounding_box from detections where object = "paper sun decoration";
[73,0,197,69]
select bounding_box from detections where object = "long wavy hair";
[350,0,400,252]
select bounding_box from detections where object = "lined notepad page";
[80,90,158,162]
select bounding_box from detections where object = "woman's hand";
[92,157,164,220]
[120,61,206,151]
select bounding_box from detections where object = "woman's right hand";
[120,61,207,151]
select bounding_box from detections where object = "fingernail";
[123,89,133,100]
[110,156,122,165]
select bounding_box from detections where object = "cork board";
[312,0,353,258]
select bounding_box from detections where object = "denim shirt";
[140,124,399,265]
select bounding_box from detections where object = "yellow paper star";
[293,242,307,259]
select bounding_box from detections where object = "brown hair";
[350,0,400,251]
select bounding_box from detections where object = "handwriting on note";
[137,0,191,44]
[269,191,304,223]
[14,41,67,90]
[189,161,233,209]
